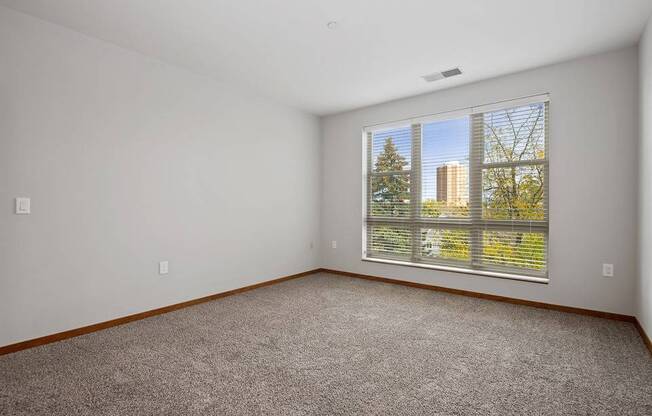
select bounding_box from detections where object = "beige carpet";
[1,273,651,415]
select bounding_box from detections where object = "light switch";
[602,263,614,277]
[159,261,169,275]
[15,197,30,214]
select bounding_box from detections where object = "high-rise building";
[436,161,469,205]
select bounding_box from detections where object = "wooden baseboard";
[323,266,649,356]
[319,268,635,322]
[319,268,652,355]
[633,318,652,356]
[0,269,321,356]
[4,267,650,357]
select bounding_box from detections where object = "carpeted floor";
[1,273,650,415]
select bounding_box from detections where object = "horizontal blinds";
[363,93,549,132]
[365,96,549,277]
[471,102,548,224]
[369,125,412,219]
[420,116,470,220]
[472,102,548,274]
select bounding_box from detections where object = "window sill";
[361,256,549,284]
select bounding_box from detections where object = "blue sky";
[372,117,469,200]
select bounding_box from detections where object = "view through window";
[364,97,549,279]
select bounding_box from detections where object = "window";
[363,95,549,282]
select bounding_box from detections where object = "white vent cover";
[422,67,462,82]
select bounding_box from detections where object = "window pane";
[370,173,410,217]
[421,117,470,218]
[482,103,546,164]
[482,166,545,220]
[369,225,411,258]
[372,126,411,172]
[420,228,470,263]
[481,231,546,271]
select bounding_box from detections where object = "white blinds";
[364,95,549,279]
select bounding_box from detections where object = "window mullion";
[410,123,421,262]
[544,101,550,223]
[365,131,372,256]
[469,114,483,268]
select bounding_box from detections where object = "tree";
[371,137,409,217]
[483,104,545,221]
[372,138,409,200]
[421,199,469,218]
[421,228,470,261]
[421,199,442,218]
[369,137,411,255]
[481,104,546,269]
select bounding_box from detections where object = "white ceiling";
[2,0,652,115]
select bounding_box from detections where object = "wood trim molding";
[320,268,652,355]
[0,269,321,356]
[3,267,650,357]
[320,268,634,321]
[634,318,652,356]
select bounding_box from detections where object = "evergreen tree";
[369,138,411,253]
[372,138,409,206]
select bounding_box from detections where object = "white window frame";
[361,94,550,284]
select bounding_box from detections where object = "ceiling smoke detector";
[422,67,462,82]
[326,21,339,30]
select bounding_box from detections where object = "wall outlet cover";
[15,197,30,214]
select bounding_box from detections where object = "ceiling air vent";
[422,67,462,82]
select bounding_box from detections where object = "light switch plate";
[15,197,30,214]
[159,261,169,275]
[602,263,614,277]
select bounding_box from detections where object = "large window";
[363,95,549,282]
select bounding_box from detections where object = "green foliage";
[371,137,410,217]
[483,167,544,220]
[421,229,469,261]
[421,199,441,218]
[368,138,412,255]
[482,232,545,270]
[482,105,545,221]
[371,226,411,256]
[374,137,408,173]
[480,105,546,270]
[440,230,470,260]
[421,199,469,218]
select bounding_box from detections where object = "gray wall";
[321,47,639,315]
[638,18,652,336]
[0,7,321,346]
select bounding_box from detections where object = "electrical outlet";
[602,263,613,278]
[331,240,337,249]
[159,261,169,275]
[15,197,30,214]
